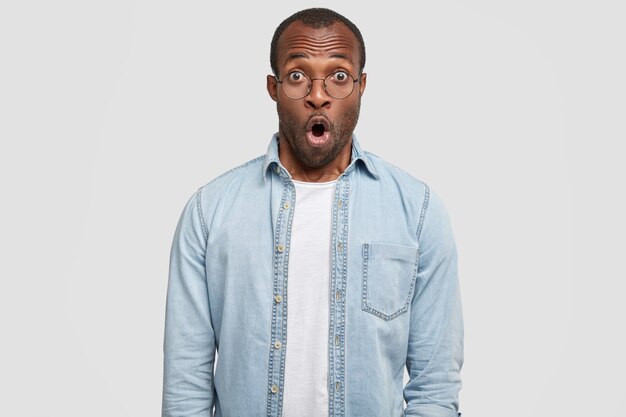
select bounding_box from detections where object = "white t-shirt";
[282,179,337,417]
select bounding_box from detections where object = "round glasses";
[276,70,359,100]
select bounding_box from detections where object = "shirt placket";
[329,175,349,417]
[266,168,296,417]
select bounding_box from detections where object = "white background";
[1,1,624,416]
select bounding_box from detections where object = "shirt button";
[277,244,285,252]
[274,340,282,349]
[335,291,341,301]
[337,242,342,251]
[274,165,280,174]
[338,199,343,208]
[283,202,290,209]
[271,384,279,394]
[274,294,283,303]
[335,335,340,345]
[335,381,340,391]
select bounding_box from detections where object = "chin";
[300,142,345,169]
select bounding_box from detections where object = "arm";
[162,190,216,417]
[404,188,463,417]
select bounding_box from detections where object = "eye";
[331,71,350,83]
[287,71,306,83]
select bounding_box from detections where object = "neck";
[278,137,352,182]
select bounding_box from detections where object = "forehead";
[276,21,360,69]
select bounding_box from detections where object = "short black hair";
[270,8,366,77]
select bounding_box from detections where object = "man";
[162,8,463,417]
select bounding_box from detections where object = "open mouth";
[306,116,330,134]
[312,123,326,137]
[305,116,331,147]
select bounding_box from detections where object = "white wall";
[1,1,624,416]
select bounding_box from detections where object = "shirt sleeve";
[162,190,216,417]
[404,187,464,417]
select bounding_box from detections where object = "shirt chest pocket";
[361,243,419,321]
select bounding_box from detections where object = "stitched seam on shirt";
[363,151,421,181]
[205,155,265,187]
[195,188,208,241]
[195,155,265,241]
[416,184,430,241]
[278,179,295,416]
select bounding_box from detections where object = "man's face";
[267,21,367,170]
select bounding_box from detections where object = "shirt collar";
[262,133,379,181]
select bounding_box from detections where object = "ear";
[267,75,278,102]
[358,72,367,96]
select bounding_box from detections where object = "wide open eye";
[287,71,307,83]
[330,71,350,84]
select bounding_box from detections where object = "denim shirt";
[162,134,463,417]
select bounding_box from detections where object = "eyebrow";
[330,53,352,62]
[286,53,307,62]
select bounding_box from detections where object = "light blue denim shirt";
[162,134,463,417]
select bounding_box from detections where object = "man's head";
[270,8,366,77]
[267,8,367,177]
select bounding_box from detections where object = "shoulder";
[194,155,266,204]
[199,155,265,193]
[361,150,430,198]
[359,150,452,239]
[176,155,265,237]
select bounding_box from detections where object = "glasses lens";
[325,72,356,99]
[281,72,310,99]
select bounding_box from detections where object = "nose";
[305,78,331,109]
